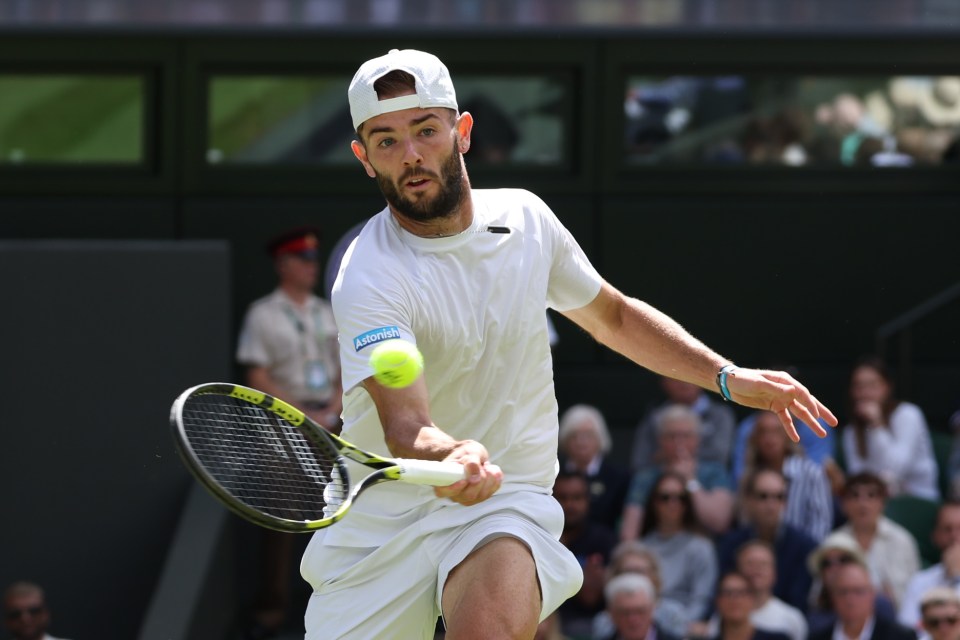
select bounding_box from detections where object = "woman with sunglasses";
[638,471,718,638]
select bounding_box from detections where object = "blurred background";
[1,1,958,639]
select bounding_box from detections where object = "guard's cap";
[266,226,321,259]
[348,49,458,131]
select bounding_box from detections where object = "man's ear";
[455,111,473,154]
[351,139,377,178]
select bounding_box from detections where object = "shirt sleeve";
[534,194,602,312]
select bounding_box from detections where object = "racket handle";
[395,459,469,486]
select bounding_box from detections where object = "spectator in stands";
[599,573,680,640]
[630,376,736,471]
[737,540,808,640]
[809,563,916,640]
[919,588,960,640]
[841,356,939,501]
[637,470,718,637]
[593,541,680,640]
[835,472,921,608]
[559,404,631,530]
[710,571,790,640]
[555,469,619,639]
[621,405,734,538]
[738,409,833,541]
[806,530,898,635]
[900,502,960,631]
[235,226,342,637]
[2,581,70,640]
[717,468,817,612]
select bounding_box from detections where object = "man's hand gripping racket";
[169,383,483,532]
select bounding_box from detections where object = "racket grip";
[396,459,468,486]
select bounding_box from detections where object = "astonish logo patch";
[354,326,402,351]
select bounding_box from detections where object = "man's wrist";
[716,364,737,402]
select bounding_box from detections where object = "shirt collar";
[832,614,876,640]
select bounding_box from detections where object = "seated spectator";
[3,581,71,640]
[631,376,736,471]
[717,468,817,612]
[900,502,960,631]
[919,587,960,640]
[808,563,916,640]
[738,410,833,541]
[559,404,631,530]
[710,571,790,640]
[639,471,718,637]
[806,531,898,635]
[738,540,808,640]
[593,541,683,640]
[555,469,619,639]
[836,472,921,608]
[599,573,681,640]
[841,356,940,501]
[621,405,734,539]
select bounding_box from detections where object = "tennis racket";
[169,382,466,532]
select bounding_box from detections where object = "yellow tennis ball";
[369,339,424,388]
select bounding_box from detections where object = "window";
[205,73,569,168]
[623,74,960,167]
[0,74,144,165]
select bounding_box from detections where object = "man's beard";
[376,140,465,223]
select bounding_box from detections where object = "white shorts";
[300,486,583,640]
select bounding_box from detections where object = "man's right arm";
[362,374,502,506]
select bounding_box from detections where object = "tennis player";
[300,48,837,640]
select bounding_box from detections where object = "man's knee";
[442,536,541,639]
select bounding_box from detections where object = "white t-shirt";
[332,188,602,505]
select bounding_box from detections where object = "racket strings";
[181,394,349,522]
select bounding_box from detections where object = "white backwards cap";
[348,49,458,130]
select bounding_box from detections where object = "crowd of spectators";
[554,356,960,640]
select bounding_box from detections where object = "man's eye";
[420,128,435,136]
[378,138,395,148]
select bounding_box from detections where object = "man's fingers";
[777,407,800,443]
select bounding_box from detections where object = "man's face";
[832,565,875,626]
[352,105,468,224]
[658,418,699,462]
[737,545,776,594]
[923,602,960,640]
[3,593,49,640]
[554,476,590,530]
[841,481,885,529]
[608,589,654,640]
[276,253,319,291]
[935,506,960,550]
[746,471,787,529]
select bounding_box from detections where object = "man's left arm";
[561,281,837,441]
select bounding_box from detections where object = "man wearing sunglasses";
[920,588,960,640]
[2,582,70,640]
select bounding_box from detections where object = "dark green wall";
[2,31,959,431]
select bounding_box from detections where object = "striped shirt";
[782,455,834,542]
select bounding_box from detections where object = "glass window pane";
[206,73,569,168]
[0,74,144,165]
[623,75,960,167]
